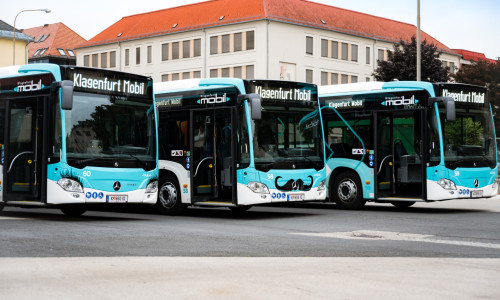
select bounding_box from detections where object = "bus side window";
[158,111,189,159]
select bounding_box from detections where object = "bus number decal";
[267,173,274,180]
[458,189,470,196]
[82,171,92,177]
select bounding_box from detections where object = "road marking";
[292,230,500,250]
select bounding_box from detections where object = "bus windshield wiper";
[75,157,102,165]
[124,153,149,169]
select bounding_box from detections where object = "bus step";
[376,197,425,202]
[194,201,235,207]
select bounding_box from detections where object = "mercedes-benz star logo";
[113,181,121,191]
[292,181,299,191]
[474,179,479,188]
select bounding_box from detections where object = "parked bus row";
[0,64,497,216]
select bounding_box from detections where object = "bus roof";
[154,78,247,95]
[318,81,436,97]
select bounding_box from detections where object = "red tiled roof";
[453,49,497,64]
[78,0,454,54]
[23,22,87,58]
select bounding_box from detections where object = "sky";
[1,0,499,59]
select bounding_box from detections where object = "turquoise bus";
[319,81,498,209]
[154,78,326,214]
[0,64,158,216]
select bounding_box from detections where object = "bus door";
[191,108,235,203]
[375,110,425,200]
[3,96,46,202]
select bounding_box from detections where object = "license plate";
[287,193,305,201]
[471,190,483,198]
[106,195,128,203]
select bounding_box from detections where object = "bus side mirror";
[430,96,455,121]
[238,93,261,120]
[53,80,74,110]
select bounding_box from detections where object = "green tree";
[373,36,449,82]
[453,58,500,133]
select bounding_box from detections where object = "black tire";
[331,171,366,210]
[229,205,252,213]
[60,205,87,217]
[156,175,185,215]
[391,201,416,208]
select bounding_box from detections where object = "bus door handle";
[7,151,34,173]
[193,157,214,178]
[377,155,392,175]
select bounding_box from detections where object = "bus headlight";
[146,180,158,193]
[318,179,326,191]
[247,181,270,194]
[437,178,456,190]
[57,178,83,193]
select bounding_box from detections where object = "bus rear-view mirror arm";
[238,93,261,120]
[429,96,455,122]
[52,80,74,110]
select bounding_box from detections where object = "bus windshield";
[440,108,496,169]
[250,105,323,171]
[64,92,156,170]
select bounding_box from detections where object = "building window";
[341,43,348,61]
[147,46,152,63]
[246,31,254,50]
[210,69,218,78]
[183,40,190,58]
[92,54,98,68]
[366,46,371,64]
[162,43,169,61]
[210,36,218,55]
[136,47,141,65]
[125,49,129,66]
[234,33,242,52]
[366,77,371,82]
[351,75,358,83]
[57,48,66,56]
[172,42,179,60]
[341,74,349,84]
[234,66,242,78]
[193,71,201,78]
[172,73,179,81]
[331,73,338,85]
[331,41,338,59]
[194,39,201,57]
[246,65,254,79]
[351,44,358,62]
[110,51,116,68]
[321,71,328,85]
[378,49,385,61]
[222,67,230,77]
[101,52,107,68]
[321,39,328,58]
[306,36,313,55]
[67,49,75,57]
[222,34,230,53]
[449,62,455,73]
[84,55,90,67]
[306,69,313,83]
[161,74,169,82]
[182,72,190,79]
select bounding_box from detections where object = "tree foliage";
[373,36,449,82]
[453,58,500,132]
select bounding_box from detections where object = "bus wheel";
[60,205,87,217]
[391,201,415,208]
[157,175,185,215]
[332,171,366,210]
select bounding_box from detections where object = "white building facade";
[76,0,461,85]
